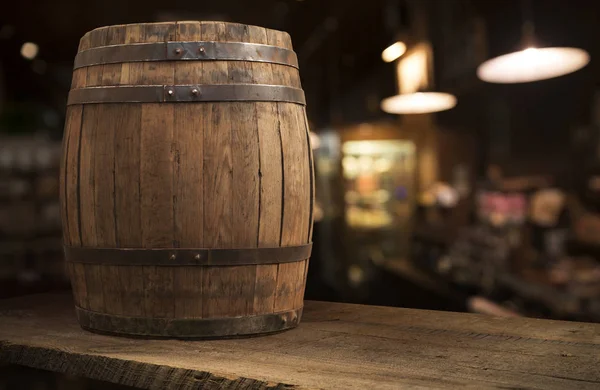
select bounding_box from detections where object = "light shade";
[381,92,457,114]
[382,41,407,63]
[477,47,590,84]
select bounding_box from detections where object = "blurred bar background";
[1,0,600,323]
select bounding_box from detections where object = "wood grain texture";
[71,69,87,89]
[140,23,176,85]
[120,24,144,85]
[172,21,204,319]
[118,265,144,317]
[62,21,311,334]
[70,263,88,309]
[202,266,256,318]
[101,25,126,86]
[85,28,107,87]
[249,26,282,315]
[114,105,142,247]
[173,22,204,248]
[101,266,124,315]
[78,105,98,247]
[112,102,144,316]
[266,29,295,87]
[62,105,83,246]
[2,293,599,390]
[136,23,177,319]
[70,34,90,89]
[139,103,174,248]
[227,22,259,317]
[201,22,231,250]
[275,103,310,312]
[59,112,70,245]
[78,104,104,312]
[279,103,310,246]
[93,103,119,315]
[255,99,282,315]
[229,21,260,249]
[298,110,314,309]
[304,111,315,243]
[83,264,104,312]
[74,23,300,89]
[139,101,174,317]
[265,27,310,313]
[93,104,116,247]
[201,22,244,318]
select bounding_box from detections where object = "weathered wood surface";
[0,293,599,389]
[62,22,313,337]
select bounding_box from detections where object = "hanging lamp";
[477,1,590,83]
[381,42,457,115]
[381,91,457,114]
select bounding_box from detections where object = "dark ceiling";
[4,0,350,62]
[0,0,398,129]
[1,0,599,137]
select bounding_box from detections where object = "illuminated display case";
[342,140,415,239]
[311,123,418,292]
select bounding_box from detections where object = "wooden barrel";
[60,22,314,338]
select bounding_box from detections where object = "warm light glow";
[477,47,590,83]
[381,92,457,114]
[342,140,415,156]
[381,41,407,63]
[397,45,429,94]
[20,42,38,60]
[309,131,320,149]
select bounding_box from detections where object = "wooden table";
[0,293,598,389]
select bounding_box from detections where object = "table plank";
[0,293,598,389]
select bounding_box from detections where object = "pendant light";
[477,1,590,84]
[380,1,457,115]
[381,43,457,115]
[381,92,457,114]
[380,1,408,63]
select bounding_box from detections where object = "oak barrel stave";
[61,22,313,338]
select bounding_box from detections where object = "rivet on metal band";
[73,41,299,69]
[67,84,306,105]
[64,243,312,266]
[75,306,303,338]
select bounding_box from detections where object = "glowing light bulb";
[20,42,38,60]
[381,41,407,63]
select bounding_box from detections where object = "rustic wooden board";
[0,293,598,390]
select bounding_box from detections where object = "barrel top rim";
[81,21,292,44]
